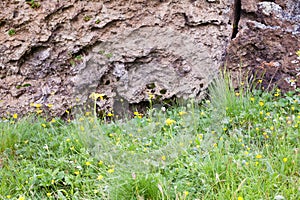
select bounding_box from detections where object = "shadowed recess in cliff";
[231,0,241,39]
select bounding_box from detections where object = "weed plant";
[0,75,299,199]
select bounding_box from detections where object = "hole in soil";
[160,89,167,94]
[105,80,110,85]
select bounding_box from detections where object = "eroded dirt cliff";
[0,0,299,118]
[0,0,233,117]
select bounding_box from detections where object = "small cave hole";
[105,80,110,85]
[160,89,167,94]
[146,83,156,89]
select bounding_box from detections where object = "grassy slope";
[0,80,299,200]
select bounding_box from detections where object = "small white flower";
[274,195,285,200]
[76,165,82,170]
[43,144,49,150]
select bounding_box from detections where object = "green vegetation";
[84,16,92,22]
[0,75,299,199]
[8,29,16,36]
[26,0,41,9]
[95,19,101,24]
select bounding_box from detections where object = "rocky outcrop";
[0,0,233,117]
[0,0,299,118]
[225,0,300,91]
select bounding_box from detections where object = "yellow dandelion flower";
[13,113,18,119]
[35,103,42,108]
[291,106,295,111]
[179,111,187,116]
[283,157,288,163]
[274,93,280,97]
[41,123,46,128]
[50,118,56,123]
[296,49,300,57]
[51,179,55,184]
[97,174,103,180]
[161,155,166,161]
[259,101,264,107]
[250,97,255,101]
[18,196,25,200]
[235,92,240,97]
[6,195,11,199]
[85,161,91,166]
[66,138,71,142]
[36,109,43,114]
[213,143,217,147]
[107,168,114,173]
[133,111,143,118]
[256,154,263,159]
[80,126,85,131]
[263,132,267,136]
[238,197,243,200]
[198,134,203,139]
[46,193,51,197]
[148,94,155,99]
[98,160,103,165]
[107,112,114,117]
[46,104,53,108]
[258,79,263,83]
[89,92,104,100]
[165,118,176,126]
[85,111,91,116]
[74,171,80,175]
[183,191,189,196]
[70,146,75,151]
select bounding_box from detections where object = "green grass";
[0,77,299,200]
